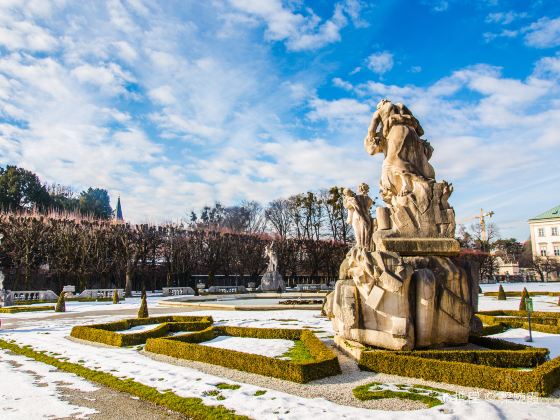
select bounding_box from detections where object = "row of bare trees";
[0,212,348,294]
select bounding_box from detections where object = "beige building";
[528,204,560,260]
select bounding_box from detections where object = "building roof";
[116,196,123,221]
[529,204,560,221]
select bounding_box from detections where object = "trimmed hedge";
[0,339,246,420]
[484,291,560,297]
[0,305,54,313]
[359,317,560,395]
[477,311,560,334]
[391,336,548,368]
[70,316,213,347]
[145,326,341,383]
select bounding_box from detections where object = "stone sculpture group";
[325,99,479,350]
[259,242,286,292]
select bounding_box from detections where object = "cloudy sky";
[0,0,559,240]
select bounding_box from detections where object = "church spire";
[115,196,123,221]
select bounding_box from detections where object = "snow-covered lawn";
[1,295,560,419]
[117,323,164,334]
[488,328,560,358]
[200,336,294,357]
[479,283,560,312]
[0,349,97,419]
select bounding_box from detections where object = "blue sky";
[0,0,559,240]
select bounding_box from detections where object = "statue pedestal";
[326,238,478,350]
[258,271,285,292]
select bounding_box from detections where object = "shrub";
[55,292,66,312]
[145,327,341,383]
[519,288,529,311]
[0,305,54,313]
[138,294,148,318]
[70,316,213,347]
[112,290,119,304]
[497,284,507,300]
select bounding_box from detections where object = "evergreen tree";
[0,165,51,211]
[519,288,530,311]
[138,294,149,318]
[78,188,113,219]
[478,285,482,294]
[55,292,66,312]
[497,284,507,300]
[112,289,119,304]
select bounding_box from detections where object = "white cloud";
[366,51,393,74]
[524,17,560,48]
[307,97,370,128]
[485,11,527,25]
[227,0,363,51]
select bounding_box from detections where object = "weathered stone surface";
[259,271,286,292]
[326,99,479,350]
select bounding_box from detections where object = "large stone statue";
[325,99,478,350]
[259,242,285,292]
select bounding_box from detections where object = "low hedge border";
[484,291,560,297]
[390,336,548,368]
[0,339,246,420]
[13,297,121,305]
[359,317,560,395]
[0,305,54,313]
[145,326,341,383]
[477,311,560,334]
[70,316,213,347]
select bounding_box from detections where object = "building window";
[552,227,559,236]
[538,228,545,237]
[555,246,560,257]
[540,247,547,256]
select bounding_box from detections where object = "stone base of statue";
[325,237,477,350]
[0,289,13,307]
[258,271,286,292]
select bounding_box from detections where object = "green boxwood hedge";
[145,326,341,383]
[0,305,54,313]
[70,316,213,347]
[477,311,560,334]
[484,291,560,297]
[359,316,560,396]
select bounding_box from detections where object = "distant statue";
[343,183,374,251]
[264,242,278,272]
[260,242,285,292]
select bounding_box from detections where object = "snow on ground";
[2,292,560,419]
[200,336,294,357]
[489,328,560,358]
[0,349,97,419]
[117,323,164,334]
[479,283,560,312]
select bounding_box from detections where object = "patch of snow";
[200,336,294,357]
[0,350,97,419]
[488,328,560,358]
[117,323,163,334]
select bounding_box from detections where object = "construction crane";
[458,208,495,242]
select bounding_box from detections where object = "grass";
[353,382,444,408]
[254,390,267,396]
[277,340,314,362]
[0,339,247,420]
[215,383,241,390]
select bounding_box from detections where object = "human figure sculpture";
[343,183,374,251]
[264,242,278,272]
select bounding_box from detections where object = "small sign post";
[525,297,533,342]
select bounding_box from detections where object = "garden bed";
[144,326,341,383]
[70,316,213,347]
[358,318,560,396]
